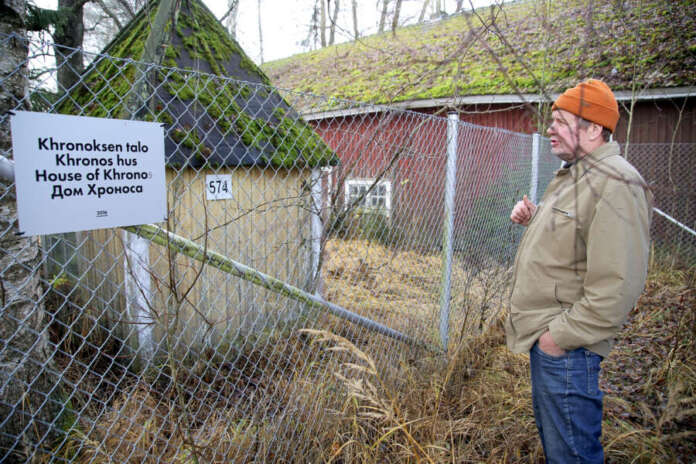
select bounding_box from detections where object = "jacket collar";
[556,141,621,178]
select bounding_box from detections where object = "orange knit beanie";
[552,79,619,132]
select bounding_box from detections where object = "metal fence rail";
[0,33,693,463]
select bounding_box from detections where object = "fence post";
[115,0,177,365]
[530,133,540,203]
[439,112,459,351]
[310,168,323,295]
[123,231,155,361]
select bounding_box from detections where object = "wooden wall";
[149,167,314,351]
[54,166,314,363]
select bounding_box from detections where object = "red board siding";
[309,96,693,255]
[311,110,534,255]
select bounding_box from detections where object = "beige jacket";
[506,141,652,358]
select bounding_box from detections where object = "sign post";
[10,111,166,235]
[11,111,167,363]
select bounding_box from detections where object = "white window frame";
[344,178,392,216]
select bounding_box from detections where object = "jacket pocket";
[549,207,577,232]
[551,206,575,219]
[547,207,585,263]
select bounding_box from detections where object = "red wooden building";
[265,0,695,257]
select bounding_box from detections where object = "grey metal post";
[310,168,323,295]
[123,230,154,360]
[439,112,459,351]
[0,155,14,182]
[530,133,540,203]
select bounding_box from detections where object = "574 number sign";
[206,174,233,201]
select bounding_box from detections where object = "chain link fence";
[622,143,696,267]
[1,32,693,463]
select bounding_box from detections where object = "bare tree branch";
[418,0,430,22]
[219,0,239,26]
[95,0,123,30]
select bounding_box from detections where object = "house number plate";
[206,174,233,201]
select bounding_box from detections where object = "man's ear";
[588,122,604,141]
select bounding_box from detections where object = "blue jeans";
[530,342,604,464]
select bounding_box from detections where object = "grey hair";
[578,117,612,142]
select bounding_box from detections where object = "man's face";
[547,109,587,162]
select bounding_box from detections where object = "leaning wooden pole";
[123,223,435,351]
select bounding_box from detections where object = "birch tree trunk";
[328,0,339,45]
[391,0,403,34]
[320,0,326,46]
[418,0,430,22]
[434,0,443,18]
[0,1,59,461]
[257,0,264,63]
[351,0,358,39]
[378,0,389,33]
[224,0,240,39]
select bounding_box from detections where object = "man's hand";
[538,330,566,357]
[510,195,537,226]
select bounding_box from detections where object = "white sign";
[206,174,233,201]
[10,111,167,235]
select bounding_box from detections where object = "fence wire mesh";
[622,143,696,267]
[0,32,693,463]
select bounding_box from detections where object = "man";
[506,79,652,463]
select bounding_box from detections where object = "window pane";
[346,180,391,212]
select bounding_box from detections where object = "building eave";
[302,86,696,121]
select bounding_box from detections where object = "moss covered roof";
[263,0,696,110]
[58,0,337,168]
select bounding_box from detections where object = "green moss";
[167,80,195,100]
[272,107,286,120]
[171,126,201,150]
[239,84,252,99]
[261,116,337,168]
[262,0,695,105]
[56,0,336,168]
[155,110,174,125]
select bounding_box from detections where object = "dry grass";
[44,240,694,463]
[308,250,695,463]
[323,238,507,342]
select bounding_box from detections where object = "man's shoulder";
[588,143,646,185]
[590,147,653,209]
[601,155,645,184]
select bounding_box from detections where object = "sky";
[33,0,496,63]
[203,0,497,63]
